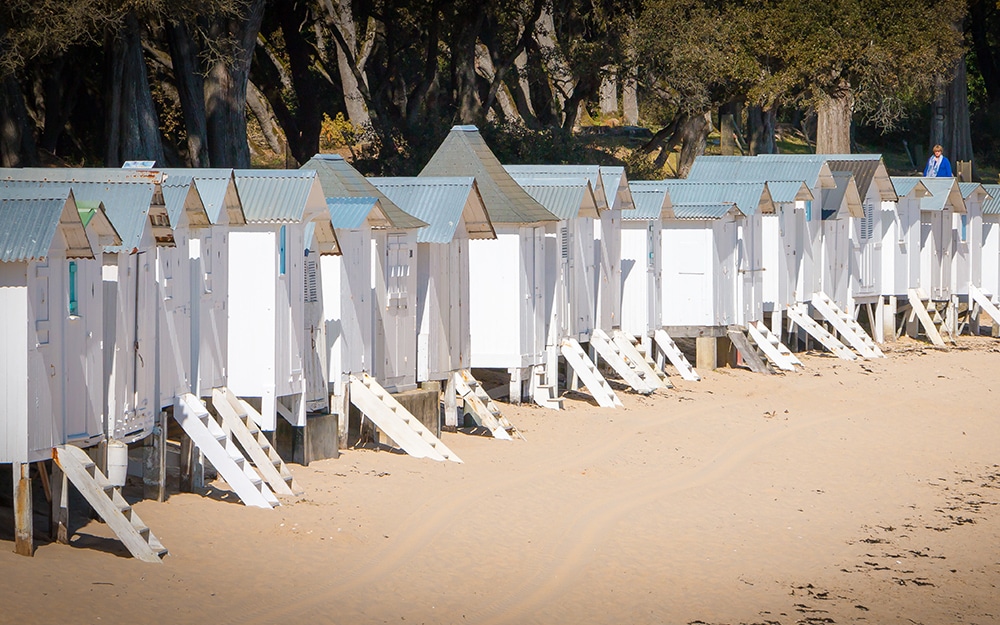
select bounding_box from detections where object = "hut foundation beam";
[49,460,69,544]
[13,461,33,557]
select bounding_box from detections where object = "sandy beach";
[3,337,1000,625]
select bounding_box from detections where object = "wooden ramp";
[561,338,623,408]
[727,326,773,374]
[810,292,884,358]
[969,284,1000,328]
[453,370,523,440]
[786,304,857,361]
[349,374,462,462]
[612,330,671,388]
[212,388,302,496]
[747,320,800,371]
[589,329,657,394]
[654,329,701,381]
[174,393,280,508]
[53,445,167,563]
[906,288,947,347]
[531,366,563,410]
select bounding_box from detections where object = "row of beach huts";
[2,125,998,561]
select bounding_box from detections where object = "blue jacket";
[924,154,953,178]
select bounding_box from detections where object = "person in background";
[924,144,953,177]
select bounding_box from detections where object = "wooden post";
[49,460,69,544]
[444,374,458,429]
[179,430,194,493]
[144,410,168,502]
[13,461,33,557]
[508,367,522,405]
[695,336,718,371]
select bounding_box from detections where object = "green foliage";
[481,121,590,165]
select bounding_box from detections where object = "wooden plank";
[560,339,621,408]
[662,325,728,338]
[746,323,796,371]
[590,329,655,394]
[786,304,857,360]
[656,329,701,381]
[727,328,773,374]
[49,461,69,545]
[213,388,297,496]
[13,461,33,557]
[611,330,668,389]
[907,288,947,347]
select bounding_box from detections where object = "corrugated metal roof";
[672,203,739,220]
[0,175,157,253]
[764,180,814,203]
[510,178,592,221]
[599,166,635,211]
[159,169,245,225]
[0,187,92,261]
[160,175,210,228]
[233,169,318,222]
[326,196,379,230]
[958,181,992,204]
[894,177,966,212]
[687,155,835,190]
[625,183,672,220]
[419,126,558,224]
[825,172,864,218]
[648,180,773,216]
[503,165,608,211]
[370,177,494,243]
[982,184,1000,215]
[301,154,426,229]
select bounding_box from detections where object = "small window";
[961,214,968,243]
[68,261,78,316]
[804,200,813,222]
[279,225,287,275]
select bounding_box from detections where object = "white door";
[382,233,412,388]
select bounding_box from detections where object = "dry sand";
[3,337,1000,625]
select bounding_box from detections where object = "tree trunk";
[622,70,638,125]
[969,0,1000,105]
[475,43,520,122]
[453,8,486,125]
[509,50,540,127]
[246,80,286,155]
[534,7,575,126]
[104,12,165,166]
[677,112,709,178]
[748,105,776,155]
[323,0,372,127]
[945,52,975,177]
[277,2,322,164]
[719,100,742,155]
[38,57,82,156]
[815,89,852,154]
[599,69,618,116]
[0,73,38,167]
[203,0,265,168]
[165,20,209,167]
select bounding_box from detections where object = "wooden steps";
[174,393,280,508]
[531,366,563,410]
[53,445,167,563]
[906,288,947,347]
[747,320,800,371]
[349,373,462,462]
[211,388,302,496]
[810,292,884,359]
[589,328,657,394]
[560,338,623,408]
[612,330,671,388]
[726,326,773,374]
[786,303,857,361]
[653,329,700,381]
[453,369,523,440]
[969,284,1000,328]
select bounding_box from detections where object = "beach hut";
[619,184,669,353]
[369,176,494,383]
[420,126,560,407]
[980,185,1000,309]
[953,183,990,302]
[229,170,337,433]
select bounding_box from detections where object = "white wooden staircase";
[211,388,302,496]
[906,288,947,347]
[349,374,462,462]
[810,292,884,358]
[726,326,773,374]
[786,303,857,361]
[654,329,701,381]
[560,338,622,408]
[589,328,657,394]
[453,369,523,440]
[531,366,563,410]
[612,330,671,388]
[53,445,168,563]
[174,393,280,508]
[969,284,1000,332]
[747,320,800,371]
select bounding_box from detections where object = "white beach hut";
[229,170,338,432]
[420,126,560,406]
[619,184,670,352]
[980,185,1000,305]
[954,183,990,300]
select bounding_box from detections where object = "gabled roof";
[419,126,557,224]
[626,183,673,220]
[824,172,864,218]
[158,169,246,225]
[509,177,598,220]
[641,180,774,216]
[959,182,991,204]
[326,196,381,230]
[763,180,815,203]
[370,177,494,243]
[893,177,966,213]
[686,155,836,191]
[890,177,931,199]
[0,170,164,253]
[599,166,635,211]
[982,185,1000,215]
[233,169,320,222]
[76,200,122,247]
[503,165,609,211]
[823,155,898,202]
[672,203,741,220]
[160,175,211,229]
[300,154,426,229]
[0,187,92,261]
